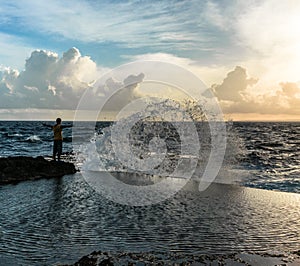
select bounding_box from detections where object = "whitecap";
[26,135,42,142]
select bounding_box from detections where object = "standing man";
[43,118,72,161]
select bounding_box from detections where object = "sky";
[0,0,300,121]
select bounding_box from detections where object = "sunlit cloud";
[212,66,300,117]
[235,0,300,84]
[212,66,258,102]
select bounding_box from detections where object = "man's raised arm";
[42,123,53,128]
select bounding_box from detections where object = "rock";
[0,156,77,185]
[74,255,97,266]
[60,250,300,266]
[292,250,300,256]
[98,258,113,266]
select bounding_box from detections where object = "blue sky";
[0,0,237,68]
[1,0,300,120]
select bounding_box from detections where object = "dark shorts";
[53,140,62,155]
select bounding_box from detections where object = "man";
[43,118,72,161]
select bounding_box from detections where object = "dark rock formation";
[60,250,300,266]
[0,156,77,185]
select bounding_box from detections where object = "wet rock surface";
[61,250,300,266]
[0,156,76,184]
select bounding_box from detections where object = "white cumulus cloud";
[0,47,144,111]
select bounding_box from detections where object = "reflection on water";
[0,173,299,265]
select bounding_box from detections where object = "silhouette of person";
[43,118,72,161]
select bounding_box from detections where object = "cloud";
[88,73,145,112]
[2,0,300,83]
[235,1,300,56]
[233,0,300,84]
[1,47,300,119]
[0,47,144,111]
[0,0,238,54]
[129,53,195,66]
[213,66,300,116]
[212,66,258,102]
[122,54,300,117]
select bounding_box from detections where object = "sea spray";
[77,98,245,186]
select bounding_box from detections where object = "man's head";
[56,118,62,124]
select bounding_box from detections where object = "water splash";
[72,60,228,204]
[77,99,244,186]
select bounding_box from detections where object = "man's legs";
[53,140,62,161]
[57,140,62,161]
[53,140,58,160]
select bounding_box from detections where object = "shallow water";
[0,173,299,265]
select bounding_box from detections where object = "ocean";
[0,120,299,193]
[0,120,299,265]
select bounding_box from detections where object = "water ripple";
[0,174,299,265]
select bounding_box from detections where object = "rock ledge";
[0,156,77,185]
[61,250,300,266]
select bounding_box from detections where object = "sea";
[0,120,299,265]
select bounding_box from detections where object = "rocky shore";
[61,250,300,266]
[0,156,77,185]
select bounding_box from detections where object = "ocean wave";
[25,135,42,143]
